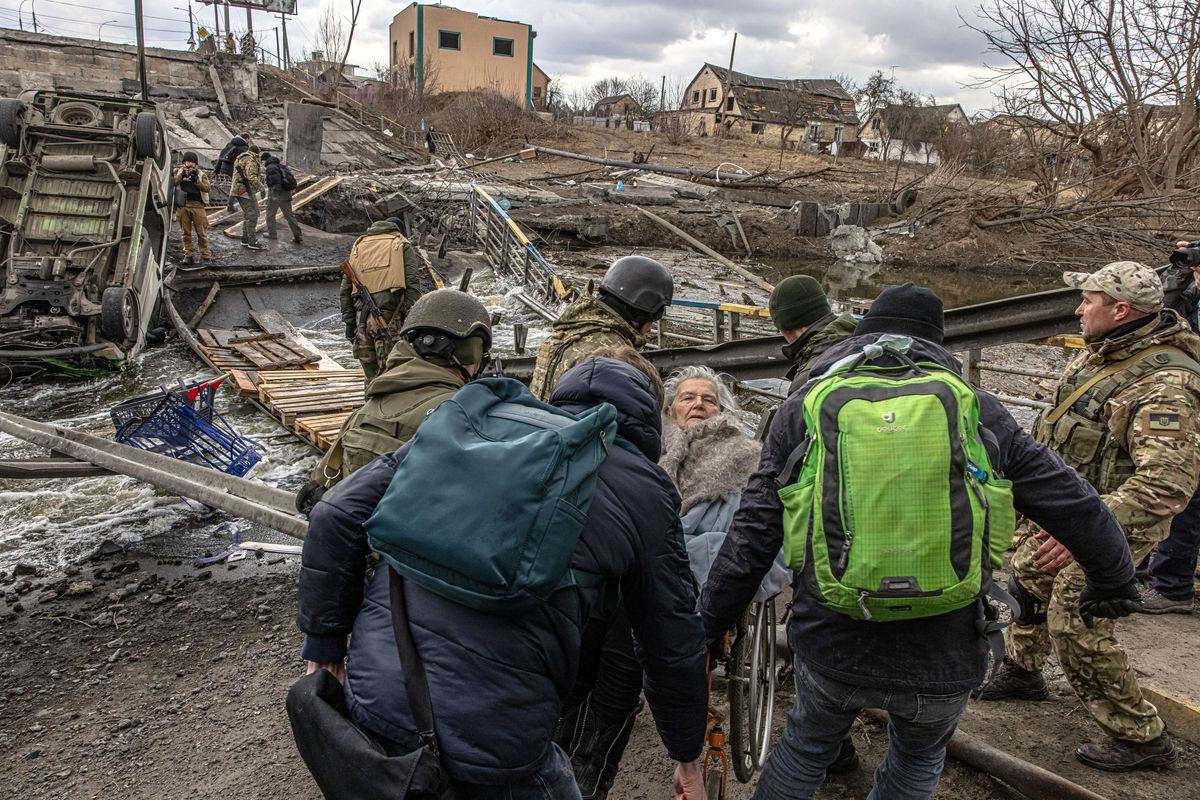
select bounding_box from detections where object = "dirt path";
[0,553,1193,799]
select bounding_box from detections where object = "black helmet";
[400,289,492,350]
[599,255,674,320]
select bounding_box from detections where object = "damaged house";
[860,102,967,164]
[673,64,859,152]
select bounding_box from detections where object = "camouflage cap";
[1063,261,1163,312]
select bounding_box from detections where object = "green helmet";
[400,289,492,351]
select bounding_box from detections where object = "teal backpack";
[777,340,1016,622]
[365,377,617,613]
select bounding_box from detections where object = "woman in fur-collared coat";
[557,361,785,800]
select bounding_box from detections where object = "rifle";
[340,259,396,349]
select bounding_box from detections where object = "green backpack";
[778,342,1015,622]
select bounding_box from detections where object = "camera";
[1170,240,1200,268]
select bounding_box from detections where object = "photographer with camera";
[1136,240,1200,615]
[173,151,212,266]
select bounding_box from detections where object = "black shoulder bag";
[287,568,460,799]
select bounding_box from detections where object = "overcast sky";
[0,0,1000,113]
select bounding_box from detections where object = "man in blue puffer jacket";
[297,356,709,799]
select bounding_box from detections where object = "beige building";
[592,93,642,118]
[676,63,858,149]
[388,3,538,109]
[531,62,549,110]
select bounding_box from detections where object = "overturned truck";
[0,89,172,377]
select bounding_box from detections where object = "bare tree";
[854,70,897,134]
[625,74,659,117]
[760,90,823,168]
[325,0,363,102]
[310,3,345,68]
[967,0,1200,196]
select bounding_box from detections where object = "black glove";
[344,322,356,342]
[1078,580,1142,629]
[295,479,327,516]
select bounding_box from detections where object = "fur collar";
[659,412,761,514]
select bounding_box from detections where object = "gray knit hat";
[769,275,831,331]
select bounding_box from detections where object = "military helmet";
[400,289,492,349]
[599,255,674,319]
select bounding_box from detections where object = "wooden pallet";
[197,328,323,372]
[228,332,321,369]
[255,370,365,426]
[295,411,353,449]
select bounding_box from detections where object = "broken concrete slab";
[581,183,677,205]
[831,224,884,264]
[285,101,325,174]
[635,174,717,200]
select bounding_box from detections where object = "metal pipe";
[0,342,110,358]
[862,710,1111,800]
[533,145,756,182]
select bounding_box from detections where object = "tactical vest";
[1036,346,1200,493]
[350,232,408,294]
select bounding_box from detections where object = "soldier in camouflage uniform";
[768,275,859,393]
[295,290,491,514]
[980,261,1200,771]
[340,218,425,385]
[529,255,674,401]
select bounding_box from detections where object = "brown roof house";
[860,102,967,164]
[675,63,858,152]
[592,93,643,118]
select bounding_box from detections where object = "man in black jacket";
[261,150,303,244]
[699,283,1140,800]
[214,132,250,213]
[297,357,708,799]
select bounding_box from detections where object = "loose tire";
[892,187,919,214]
[134,111,162,163]
[0,98,25,148]
[100,287,138,343]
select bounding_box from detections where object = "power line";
[0,6,190,33]
[36,0,183,23]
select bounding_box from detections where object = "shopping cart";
[111,376,262,477]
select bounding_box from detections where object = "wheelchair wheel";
[748,598,778,770]
[727,607,753,782]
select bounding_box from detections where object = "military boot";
[975,657,1049,701]
[1076,733,1177,771]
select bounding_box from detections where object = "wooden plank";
[187,282,221,330]
[230,369,256,395]
[223,176,343,238]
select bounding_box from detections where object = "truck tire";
[101,287,138,343]
[0,98,25,148]
[134,111,162,163]
[891,188,919,215]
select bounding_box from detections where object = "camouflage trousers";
[352,323,399,386]
[1005,528,1164,742]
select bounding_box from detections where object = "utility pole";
[186,0,196,49]
[280,12,290,68]
[274,26,281,67]
[223,0,231,41]
[660,75,666,114]
[134,0,147,100]
[31,0,38,33]
[717,31,737,149]
[213,0,220,41]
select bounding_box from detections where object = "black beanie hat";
[769,275,831,331]
[182,151,199,164]
[856,282,945,344]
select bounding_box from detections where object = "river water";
[0,259,1057,572]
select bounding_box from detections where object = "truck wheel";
[0,99,25,148]
[101,287,138,343]
[891,188,919,215]
[134,111,163,163]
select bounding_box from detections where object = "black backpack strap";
[388,568,443,756]
[775,438,811,487]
